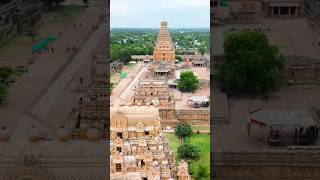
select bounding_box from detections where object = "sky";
[110,0,210,28]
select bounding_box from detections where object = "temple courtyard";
[0,1,108,179]
[214,17,320,58]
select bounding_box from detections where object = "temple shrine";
[110,106,190,180]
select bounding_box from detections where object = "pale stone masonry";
[110,106,190,180]
[149,21,176,77]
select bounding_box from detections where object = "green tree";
[195,165,210,180]
[53,0,64,6]
[188,161,195,175]
[177,144,201,160]
[175,123,192,138]
[0,86,8,104]
[219,31,285,94]
[178,71,199,92]
[41,0,64,8]
[198,45,207,55]
[0,67,13,81]
[82,0,89,6]
[176,56,183,62]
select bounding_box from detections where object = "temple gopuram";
[149,20,176,78]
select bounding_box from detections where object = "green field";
[164,133,210,177]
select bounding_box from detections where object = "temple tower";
[149,20,176,78]
[153,20,175,62]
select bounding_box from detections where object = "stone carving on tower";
[110,106,184,180]
[129,80,178,128]
[149,20,176,78]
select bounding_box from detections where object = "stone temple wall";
[0,155,107,180]
[176,109,210,126]
[212,150,320,180]
[0,142,108,180]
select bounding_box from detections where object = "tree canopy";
[195,165,210,180]
[219,31,285,94]
[0,67,13,82]
[41,0,65,8]
[0,86,8,105]
[0,67,14,105]
[110,29,209,63]
[175,123,192,138]
[178,71,199,92]
[177,144,201,160]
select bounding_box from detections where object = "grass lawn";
[164,132,210,177]
[164,133,180,155]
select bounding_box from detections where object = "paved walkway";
[32,25,105,119]
[110,63,146,106]
[0,6,103,138]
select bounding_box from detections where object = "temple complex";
[129,80,177,128]
[110,18,209,178]
[212,0,320,178]
[110,106,180,180]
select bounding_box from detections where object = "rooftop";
[250,109,316,126]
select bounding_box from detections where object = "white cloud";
[110,0,209,28]
[110,2,130,16]
[158,0,209,9]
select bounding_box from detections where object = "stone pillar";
[271,7,274,17]
[289,6,291,16]
[278,7,280,16]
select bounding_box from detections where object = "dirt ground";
[110,64,137,84]
[214,17,320,59]
[213,85,320,151]
[0,6,87,66]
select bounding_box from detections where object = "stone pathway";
[110,63,146,106]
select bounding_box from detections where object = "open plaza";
[212,0,320,179]
[0,0,108,179]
